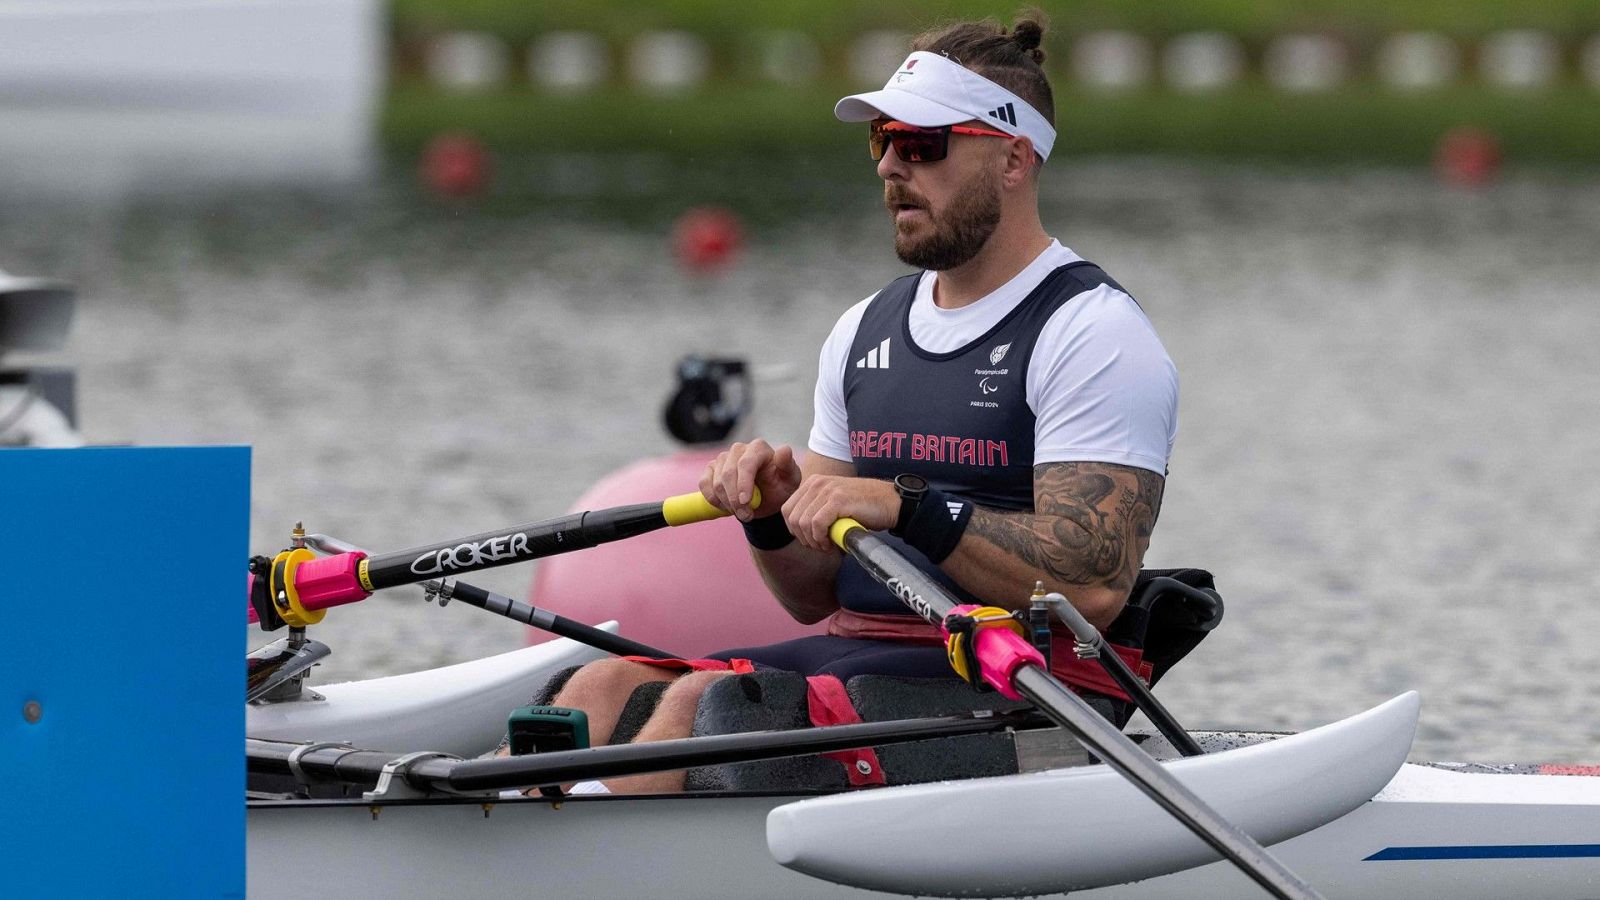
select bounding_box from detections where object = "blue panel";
[0,447,249,899]
[1366,844,1600,861]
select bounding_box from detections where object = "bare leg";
[548,658,677,747]
[604,669,733,794]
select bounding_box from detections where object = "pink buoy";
[528,448,826,657]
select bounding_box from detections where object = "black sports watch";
[891,473,929,536]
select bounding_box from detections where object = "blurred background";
[2,1,1597,762]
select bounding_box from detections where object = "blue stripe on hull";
[1366,844,1600,861]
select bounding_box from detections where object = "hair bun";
[1010,16,1046,62]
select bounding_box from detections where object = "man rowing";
[549,11,1178,793]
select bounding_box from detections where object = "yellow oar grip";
[829,517,865,550]
[661,487,763,526]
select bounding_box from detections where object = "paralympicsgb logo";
[989,343,1011,365]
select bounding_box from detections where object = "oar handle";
[661,487,762,526]
[829,517,865,549]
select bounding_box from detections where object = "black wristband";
[900,488,972,563]
[742,513,795,551]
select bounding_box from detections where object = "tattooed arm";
[941,461,1164,631]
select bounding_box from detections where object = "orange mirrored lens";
[869,121,950,163]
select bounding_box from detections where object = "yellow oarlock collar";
[269,548,326,627]
[945,606,1025,684]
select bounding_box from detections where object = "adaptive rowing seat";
[507,571,1222,784]
[682,671,1027,791]
[684,569,1223,791]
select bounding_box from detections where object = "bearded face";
[884,162,1003,271]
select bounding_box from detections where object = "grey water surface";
[8,158,1599,763]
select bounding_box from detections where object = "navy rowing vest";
[836,261,1130,614]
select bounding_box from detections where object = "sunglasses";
[869,120,1013,163]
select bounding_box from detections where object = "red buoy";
[420,132,492,198]
[1433,127,1502,187]
[672,206,743,273]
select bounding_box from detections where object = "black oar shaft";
[1010,666,1320,900]
[833,523,1322,900]
[1041,591,1205,758]
[362,504,667,591]
[443,580,672,659]
[447,709,1040,792]
[1098,652,1205,757]
[246,710,1048,793]
[304,532,677,659]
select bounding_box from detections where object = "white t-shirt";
[808,240,1178,475]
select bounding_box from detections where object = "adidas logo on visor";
[833,51,1058,160]
[855,338,891,369]
[987,103,1017,127]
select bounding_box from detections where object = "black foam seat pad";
[683,672,1100,791]
[685,671,846,791]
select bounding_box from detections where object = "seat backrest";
[1104,568,1224,687]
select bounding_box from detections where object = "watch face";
[895,473,929,495]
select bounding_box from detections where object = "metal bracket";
[1014,725,1093,773]
[302,532,364,556]
[247,636,332,704]
[361,751,464,802]
[423,579,456,607]
[287,741,354,795]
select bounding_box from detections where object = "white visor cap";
[834,51,1056,162]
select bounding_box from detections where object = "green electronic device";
[507,705,591,756]
[507,706,591,799]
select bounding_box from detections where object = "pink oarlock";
[292,551,370,612]
[941,603,1046,701]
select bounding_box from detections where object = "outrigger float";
[246,491,1600,899]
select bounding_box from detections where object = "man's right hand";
[701,439,802,522]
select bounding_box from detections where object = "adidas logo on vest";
[855,337,891,369]
[946,500,964,520]
[987,103,1017,127]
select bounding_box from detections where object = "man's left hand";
[781,475,899,552]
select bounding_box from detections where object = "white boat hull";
[1086,766,1600,899]
[249,758,1600,900]
[247,631,610,756]
[247,637,1600,899]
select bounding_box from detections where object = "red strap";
[619,656,755,674]
[1044,638,1152,702]
[805,676,886,788]
[827,608,1151,702]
